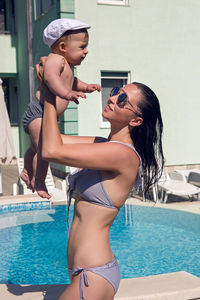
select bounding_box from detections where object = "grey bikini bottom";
[68,256,120,300]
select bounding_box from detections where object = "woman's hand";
[35,56,48,84]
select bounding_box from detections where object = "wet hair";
[51,28,88,49]
[130,82,165,197]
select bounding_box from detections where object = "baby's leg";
[20,146,36,191]
[32,151,51,199]
[28,118,51,199]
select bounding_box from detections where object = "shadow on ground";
[6,284,68,300]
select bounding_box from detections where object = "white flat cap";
[43,18,91,47]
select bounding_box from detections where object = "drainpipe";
[26,0,34,102]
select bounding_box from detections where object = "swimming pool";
[0,203,200,284]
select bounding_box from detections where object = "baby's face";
[63,31,89,66]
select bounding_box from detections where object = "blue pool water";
[0,203,200,284]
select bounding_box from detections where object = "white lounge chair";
[188,171,200,187]
[13,158,67,203]
[170,169,200,183]
[153,168,200,203]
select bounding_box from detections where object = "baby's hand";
[86,84,101,93]
[66,91,86,104]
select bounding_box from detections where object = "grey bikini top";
[66,141,143,228]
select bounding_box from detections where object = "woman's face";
[102,84,142,126]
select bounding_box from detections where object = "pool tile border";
[0,201,51,213]
[0,195,52,213]
[0,194,200,215]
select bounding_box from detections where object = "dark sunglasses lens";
[110,87,120,97]
[117,93,127,107]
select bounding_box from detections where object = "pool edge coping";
[0,271,200,299]
[0,195,200,215]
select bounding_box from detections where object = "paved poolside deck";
[1,164,200,299]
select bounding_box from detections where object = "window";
[34,0,54,20]
[35,0,43,19]
[98,0,129,6]
[100,71,130,127]
[0,0,15,33]
[0,0,6,32]
[2,78,19,125]
[47,0,54,9]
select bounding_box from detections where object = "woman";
[40,66,164,299]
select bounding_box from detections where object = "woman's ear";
[129,117,143,128]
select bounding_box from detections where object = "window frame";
[97,0,129,6]
[100,71,130,128]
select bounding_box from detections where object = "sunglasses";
[110,87,143,117]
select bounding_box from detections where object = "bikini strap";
[109,141,142,166]
[66,187,73,237]
[109,140,143,190]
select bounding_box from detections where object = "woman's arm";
[60,134,107,145]
[42,89,136,172]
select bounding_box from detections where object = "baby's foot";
[20,169,34,192]
[34,180,51,199]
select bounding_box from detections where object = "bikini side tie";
[71,267,89,300]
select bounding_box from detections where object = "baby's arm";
[43,54,86,103]
[73,77,101,93]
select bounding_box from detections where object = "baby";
[21,18,101,198]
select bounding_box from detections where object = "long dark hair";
[130,82,165,196]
